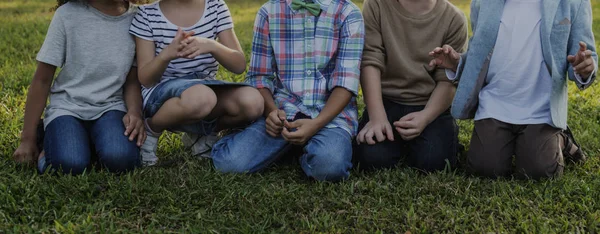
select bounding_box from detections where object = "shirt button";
[306,70,312,75]
[307,19,312,23]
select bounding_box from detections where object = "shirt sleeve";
[328,6,365,95]
[567,0,597,90]
[36,9,66,68]
[215,0,234,33]
[573,59,596,85]
[245,8,275,93]
[434,12,469,82]
[129,7,153,41]
[360,0,385,72]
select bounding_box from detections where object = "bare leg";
[148,84,217,132]
[206,86,264,130]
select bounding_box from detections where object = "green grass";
[1,0,600,232]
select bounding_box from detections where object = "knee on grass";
[355,144,399,171]
[304,146,352,182]
[51,157,90,175]
[99,146,140,173]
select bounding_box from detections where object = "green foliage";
[0,0,599,232]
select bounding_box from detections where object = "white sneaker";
[141,119,161,167]
[182,132,219,158]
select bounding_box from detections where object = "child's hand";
[178,36,215,59]
[161,28,194,61]
[568,41,596,79]
[123,112,146,147]
[281,119,320,145]
[429,45,461,72]
[393,111,432,141]
[356,118,394,145]
[13,140,38,164]
[265,109,286,137]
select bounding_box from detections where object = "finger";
[122,115,130,134]
[178,46,196,58]
[374,128,386,143]
[184,31,195,39]
[385,124,395,141]
[577,42,586,55]
[356,129,366,144]
[129,129,139,141]
[567,55,577,64]
[281,128,292,141]
[277,110,286,121]
[399,113,415,122]
[267,116,283,128]
[174,27,184,41]
[443,44,453,54]
[186,50,202,59]
[137,129,146,146]
[394,121,414,129]
[284,120,301,129]
[429,59,438,68]
[574,59,593,72]
[429,47,443,56]
[266,128,278,137]
[365,130,376,145]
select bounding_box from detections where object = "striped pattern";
[246,0,365,135]
[129,0,233,105]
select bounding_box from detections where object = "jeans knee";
[212,137,253,174]
[355,144,397,170]
[411,152,456,173]
[99,147,140,173]
[304,146,352,182]
[468,159,511,179]
[52,157,90,175]
[517,163,563,180]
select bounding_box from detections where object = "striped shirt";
[246,0,365,136]
[129,0,233,105]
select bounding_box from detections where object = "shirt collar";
[286,0,332,13]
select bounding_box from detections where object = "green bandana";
[291,0,322,16]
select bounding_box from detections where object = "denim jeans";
[354,99,458,172]
[212,118,353,182]
[39,110,140,174]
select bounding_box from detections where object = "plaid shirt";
[246,0,365,136]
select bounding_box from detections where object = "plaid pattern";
[246,0,365,135]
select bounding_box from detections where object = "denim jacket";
[452,0,597,129]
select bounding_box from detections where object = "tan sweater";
[361,0,468,105]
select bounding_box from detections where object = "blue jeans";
[354,100,459,172]
[40,111,140,174]
[212,118,353,182]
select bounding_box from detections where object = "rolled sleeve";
[567,0,597,90]
[245,8,275,93]
[329,8,365,96]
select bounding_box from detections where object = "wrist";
[20,132,37,143]
[127,110,142,117]
[419,109,437,125]
[313,116,329,129]
[157,50,174,62]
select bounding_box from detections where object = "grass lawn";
[1,0,600,232]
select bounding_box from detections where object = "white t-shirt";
[129,0,234,105]
[476,0,553,126]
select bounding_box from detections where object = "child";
[354,0,468,172]
[430,0,597,179]
[211,0,365,182]
[12,0,145,175]
[129,0,264,166]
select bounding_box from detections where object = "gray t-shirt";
[37,2,136,128]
